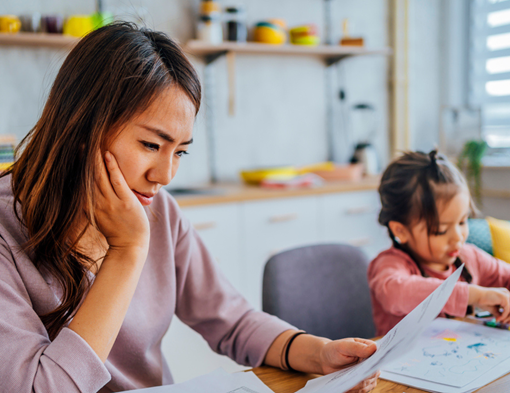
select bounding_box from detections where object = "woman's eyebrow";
[138,124,193,145]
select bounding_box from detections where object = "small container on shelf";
[339,18,364,47]
[224,6,247,42]
[197,0,223,45]
[197,15,223,45]
[0,15,21,34]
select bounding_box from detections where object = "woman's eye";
[176,151,189,157]
[141,141,160,152]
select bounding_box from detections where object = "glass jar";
[224,7,247,42]
[197,15,223,45]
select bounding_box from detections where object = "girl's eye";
[176,151,189,157]
[459,220,466,226]
[435,229,448,236]
[141,141,160,152]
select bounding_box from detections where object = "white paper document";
[118,369,274,393]
[296,264,464,393]
[381,318,510,393]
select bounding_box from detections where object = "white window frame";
[470,0,510,148]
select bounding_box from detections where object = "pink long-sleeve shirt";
[0,175,294,392]
[368,245,510,336]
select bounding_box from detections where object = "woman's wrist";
[287,333,331,374]
[104,245,148,268]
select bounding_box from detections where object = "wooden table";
[251,366,425,393]
[250,317,510,392]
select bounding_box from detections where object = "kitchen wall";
[1,0,446,188]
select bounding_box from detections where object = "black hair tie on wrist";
[285,331,307,372]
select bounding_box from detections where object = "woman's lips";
[132,190,155,206]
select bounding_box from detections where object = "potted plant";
[457,140,487,205]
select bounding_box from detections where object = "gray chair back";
[262,243,376,340]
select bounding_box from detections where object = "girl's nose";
[451,226,464,244]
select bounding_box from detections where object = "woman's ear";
[388,221,411,245]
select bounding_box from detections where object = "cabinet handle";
[345,206,374,215]
[346,237,372,247]
[268,213,298,223]
[193,221,217,231]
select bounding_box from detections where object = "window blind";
[470,0,510,147]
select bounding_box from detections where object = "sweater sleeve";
[470,245,510,289]
[0,239,110,393]
[172,208,295,367]
[368,255,470,318]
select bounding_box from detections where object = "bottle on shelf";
[224,7,247,43]
[197,0,222,45]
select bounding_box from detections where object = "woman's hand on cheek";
[319,338,379,392]
[94,151,150,254]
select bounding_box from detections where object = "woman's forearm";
[68,246,147,362]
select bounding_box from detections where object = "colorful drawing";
[383,318,510,388]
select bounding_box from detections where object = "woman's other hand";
[95,151,150,253]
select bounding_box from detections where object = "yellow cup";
[0,15,21,33]
[63,15,94,37]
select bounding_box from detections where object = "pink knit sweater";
[368,245,510,336]
[0,175,293,392]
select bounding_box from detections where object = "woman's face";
[108,87,195,206]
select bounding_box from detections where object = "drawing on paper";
[383,318,510,388]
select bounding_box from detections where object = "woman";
[0,23,379,392]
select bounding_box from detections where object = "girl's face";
[398,188,471,271]
[108,87,195,206]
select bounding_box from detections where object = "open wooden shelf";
[184,39,392,64]
[0,32,79,48]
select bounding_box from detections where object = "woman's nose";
[148,158,173,186]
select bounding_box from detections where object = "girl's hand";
[319,338,379,393]
[469,285,510,321]
[94,151,150,253]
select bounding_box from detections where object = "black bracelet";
[285,331,307,372]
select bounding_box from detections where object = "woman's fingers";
[321,338,378,374]
[103,151,133,201]
[94,150,109,198]
[335,338,378,360]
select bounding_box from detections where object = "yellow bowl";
[63,15,94,37]
[253,26,286,45]
[240,166,298,184]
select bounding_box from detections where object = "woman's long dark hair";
[3,22,201,340]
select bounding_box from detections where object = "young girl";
[368,150,510,336]
[0,23,378,392]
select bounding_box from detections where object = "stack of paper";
[380,318,510,392]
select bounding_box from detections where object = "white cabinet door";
[181,204,242,291]
[241,196,320,310]
[318,191,390,259]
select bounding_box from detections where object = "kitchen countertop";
[170,176,380,207]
